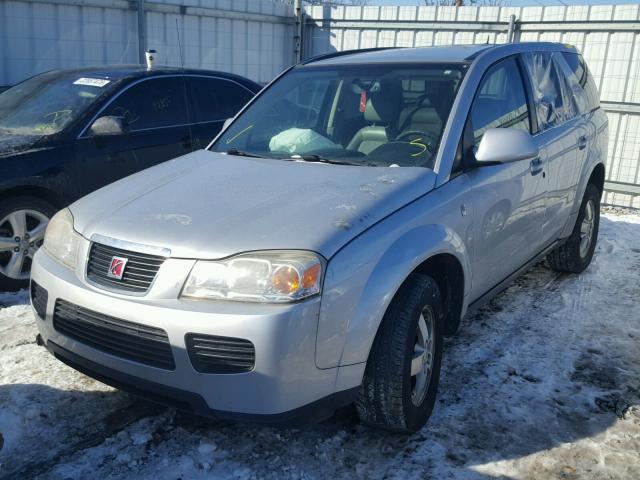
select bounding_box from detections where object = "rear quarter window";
[561,52,601,113]
[187,77,254,123]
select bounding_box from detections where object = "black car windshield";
[0,71,117,136]
[211,62,466,167]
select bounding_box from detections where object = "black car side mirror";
[90,116,128,136]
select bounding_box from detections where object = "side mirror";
[475,128,539,165]
[222,118,233,130]
[90,116,128,136]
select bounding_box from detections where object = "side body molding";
[315,176,474,370]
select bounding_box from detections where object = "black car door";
[186,76,255,150]
[74,76,191,196]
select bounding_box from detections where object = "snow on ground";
[1,208,639,480]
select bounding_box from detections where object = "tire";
[0,196,57,291]
[356,273,444,432]
[547,183,600,274]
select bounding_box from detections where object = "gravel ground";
[0,208,639,480]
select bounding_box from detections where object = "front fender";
[315,184,473,370]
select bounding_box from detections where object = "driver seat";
[347,81,402,155]
[397,96,442,139]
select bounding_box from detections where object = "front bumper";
[31,247,364,420]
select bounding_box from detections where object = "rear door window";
[470,57,531,146]
[102,77,188,131]
[521,52,582,131]
[186,77,254,123]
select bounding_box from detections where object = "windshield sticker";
[73,77,110,87]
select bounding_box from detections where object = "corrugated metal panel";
[0,0,295,86]
[304,4,640,208]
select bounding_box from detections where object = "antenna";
[175,18,194,151]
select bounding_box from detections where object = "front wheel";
[356,273,444,432]
[547,183,600,274]
[0,196,56,291]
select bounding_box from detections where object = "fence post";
[506,14,516,43]
[294,0,303,63]
[506,14,521,43]
[137,0,146,64]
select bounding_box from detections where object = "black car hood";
[0,132,44,157]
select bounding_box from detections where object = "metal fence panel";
[304,4,640,208]
[0,0,295,86]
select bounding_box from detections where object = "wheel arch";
[588,162,605,198]
[0,185,66,210]
[413,252,465,336]
[321,223,471,370]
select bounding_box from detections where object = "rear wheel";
[356,273,443,432]
[547,183,600,274]
[0,196,56,291]
[547,183,600,273]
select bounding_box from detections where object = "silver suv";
[31,43,607,432]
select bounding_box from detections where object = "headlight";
[181,251,324,303]
[43,208,81,269]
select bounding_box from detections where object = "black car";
[0,66,260,289]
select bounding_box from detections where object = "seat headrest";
[364,81,402,126]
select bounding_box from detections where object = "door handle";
[578,135,587,150]
[530,157,543,176]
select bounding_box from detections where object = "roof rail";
[300,47,397,65]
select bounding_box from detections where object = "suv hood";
[71,150,436,259]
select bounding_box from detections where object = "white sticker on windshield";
[73,77,110,87]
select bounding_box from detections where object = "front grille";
[53,299,175,370]
[86,243,166,294]
[30,281,48,320]
[186,334,255,374]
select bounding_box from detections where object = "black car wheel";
[547,183,600,274]
[356,273,444,432]
[0,196,56,291]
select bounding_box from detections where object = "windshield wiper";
[225,147,262,158]
[291,154,360,166]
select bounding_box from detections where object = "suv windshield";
[211,63,466,168]
[0,71,117,136]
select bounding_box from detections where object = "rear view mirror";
[475,128,539,165]
[222,118,233,130]
[90,116,128,136]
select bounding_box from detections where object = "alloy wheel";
[0,209,49,280]
[410,305,436,407]
[579,199,595,258]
